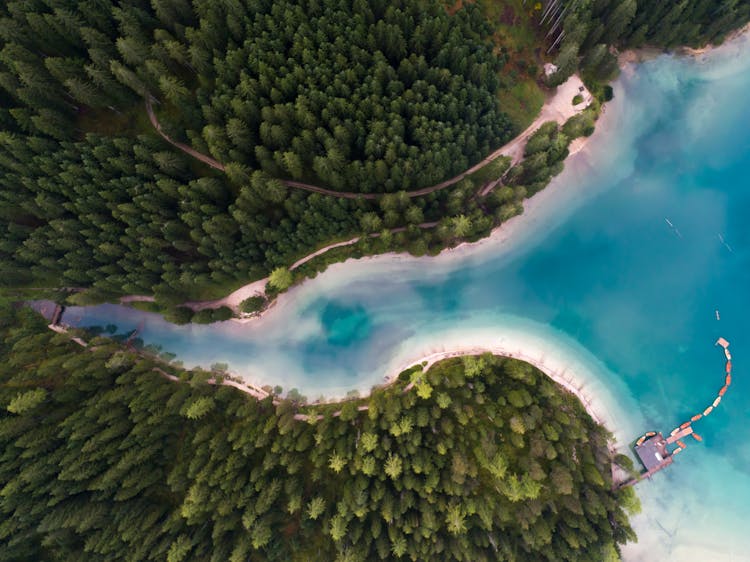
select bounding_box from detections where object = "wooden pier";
[619,337,733,488]
[50,304,65,326]
[620,457,674,488]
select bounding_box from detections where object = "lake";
[55,33,750,560]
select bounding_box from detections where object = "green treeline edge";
[1,0,747,306]
[0,304,639,561]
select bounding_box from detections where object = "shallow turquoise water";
[55,38,750,559]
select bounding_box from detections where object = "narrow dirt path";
[146,76,591,199]
[183,221,438,312]
[126,76,591,311]
[146,97,225,172]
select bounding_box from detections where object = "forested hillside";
[0,0,748,305]
[0,304,638,561]
[0,0,533,303]
[548,0,750,85]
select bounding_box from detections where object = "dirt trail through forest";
[127,77,591,312]
[146,76,590,199]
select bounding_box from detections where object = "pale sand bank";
[678,22,750,57]
[619,21,750,72]
[393,346,606,423]
[124,24,750,327]
[240,22,750,332]
[133,75,595,317]
[377,324,638,448]
[235,95,621,335]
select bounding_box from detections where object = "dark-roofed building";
[635,433,668,472]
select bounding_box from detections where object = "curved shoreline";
[41,27,750,562]
[123,24,750,317]
[387,347,610,429]
[206,24,750,326]
[180,221,438,313]
[62,31,729,426]
[215,93,609,324]
[45,317,617,438]
[293,346,618,433]
[122,75,593,313]
[94,26,750,444]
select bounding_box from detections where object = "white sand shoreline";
[219,101,609,327]
[50,311,627,440]
[387,346,609,427]
[114,25,750,444]
[235,24,750,331]
[224,108,611,328]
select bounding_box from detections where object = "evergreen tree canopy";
[0,305,638,561]
[0,0,747,301]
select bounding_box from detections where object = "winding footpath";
[146,76,591,200]
[146,97,225,172]
[48,318,606,427]
[122,221,438,312]
[126,76,592,312]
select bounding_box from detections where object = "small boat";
[716,309,721,320]
[665,218,674,228]
[692,433,703,442]
[703,406,713,416]
[646,431,656,437]
[691,414,702,422]
[719,386,727,397]
[673,447,683,454]
[677,440,687,448]
[726,374,732,385]
[670,427,680,436]
[713,396,722,408]
[636,436,646,446]
[680,421,691,429]
[726,361,732,373]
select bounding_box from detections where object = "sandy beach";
[291,334,629,431]
[678,22,750,57]
[212,109,602,329]
[226,22,750,330]
[219,319,634,443]
[387,344,609,426]
[135,74,595,318]
[376,322,638,443]
[85,65,633,431]
[79,23,750,562]
[218,84,617,327]
[112,24,750,419]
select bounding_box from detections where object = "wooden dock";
[50,304,65,326]
[619,337,733,489]
[620,456,674,488]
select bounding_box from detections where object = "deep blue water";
[50,38,750,559]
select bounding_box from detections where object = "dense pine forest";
[1,0,747,306]
[0,303,639,561]
[0,0,520,304]
[544,0,750,86]
[0,1,748,554]
[2,2,750,560]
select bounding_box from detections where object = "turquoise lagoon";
[57,35,750,559]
